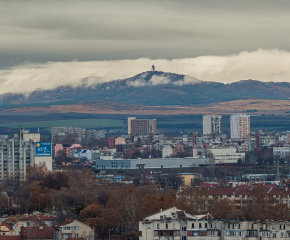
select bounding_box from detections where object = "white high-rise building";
[230,113,250,140]
[203,115,222,135]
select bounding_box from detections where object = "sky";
[1,0,290,94]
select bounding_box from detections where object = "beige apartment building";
[139,207,290,240]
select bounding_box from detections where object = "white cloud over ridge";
[1,48,290,95]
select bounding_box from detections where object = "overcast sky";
[1,0,290,93]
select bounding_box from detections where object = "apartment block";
[230,114,250,140]
[129,118,157,135]
[139,207,290,240]
[203,115,222,135]
[85,129,106,142]
[51,127,86,143]
[0,130,40,185]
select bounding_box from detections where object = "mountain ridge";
[1,71,290,107]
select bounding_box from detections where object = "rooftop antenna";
[152,65,155,72]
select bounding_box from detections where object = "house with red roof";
[18,214,58,228]
[0,223,22,237]
[54,219,94,240]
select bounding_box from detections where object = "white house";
[162,145,173,158]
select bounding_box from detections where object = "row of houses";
[0,213,94,240]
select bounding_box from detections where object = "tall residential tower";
[230,113,250,140]
[203,115,222,135]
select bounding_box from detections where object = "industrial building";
[95,157,208,169]
[128,117,157,135]
[230,113,250,140]
[203,115,222,135]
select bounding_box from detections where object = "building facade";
[139,207,290,240]
[51,127,85,143]
[54,219,94,240]
[129,118,157,135]
[203,115,222,135]
[230,114,250,140]
[0,130,40,185]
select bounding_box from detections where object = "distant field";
[0,119,124,130]
[1,114,290,136]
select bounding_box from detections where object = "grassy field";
[0,118,124,130]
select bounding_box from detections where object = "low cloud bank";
[0,48,290,95]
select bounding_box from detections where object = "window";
[273,232,276,238]
[232,224,234,229]
[26,222,30,227]
[139,231,142,236]
[166,223,168,229]
[173,223,175,229]
[192,223,194,228]
[262,232,270,237]
[205,223,207,228]
[147,224,151,229]
[74,226,79,231]
[284,225,286,230]
[63,227,71,230]
[157,224,160,229]
[182,227,186,231]
[62,234,69,239]
[182,236,187,240]
[74,233,79,238]
[281,232,286,238]
[238,224,240,229]
[199,223,202,228]
[272,225,275,230]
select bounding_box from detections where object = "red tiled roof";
[0,223,13,231]
[20,214,58,221]
[54,219,74,229]
[0,236,22,240]
[203,184,290,196]
[22,226,54,239]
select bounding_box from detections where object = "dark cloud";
[0,0,290,66]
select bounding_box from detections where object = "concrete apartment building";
[203,115,222,135]
[140,207,290,240]
[85,129,105,142]
[0,130,40,185]
[51,127,86,143]
[230,114,250,140]
[128,117,157,135]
